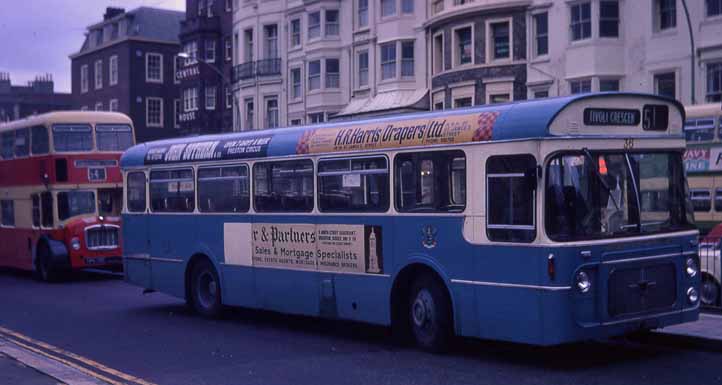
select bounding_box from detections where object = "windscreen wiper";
[581,148,621,211]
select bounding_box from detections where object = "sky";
[0,0,185,93]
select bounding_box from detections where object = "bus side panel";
[123,214,151,289]
[252,215,320,317]
[316,215,394,325]
[148,215,195,299]
[472,245,546,344]
[0,228,35,270]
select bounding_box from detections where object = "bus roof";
[0,111,133,133]
[121,93,685,168]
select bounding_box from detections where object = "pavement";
[4,269,722,385]
[0,352,62,385]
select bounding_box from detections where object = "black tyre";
[190,259,223,318]
[701,274,720,307]
[34,242,61,282]
[408,274,452,353]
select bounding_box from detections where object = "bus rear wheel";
[408,274,452,353]
[190,259,223,318]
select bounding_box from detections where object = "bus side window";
[486,154,536,243]
[149,169,195,213]
[32,195,40,227]
[716,189,722,212]
[394,150,466,213]
[31,125,49,155]
[690,189,711,212]
[0,199,15,227]
[198,165,250,213]
[40,192,53,228]
[318,156,389,213]
[127,172,147,213]
[1,131,14,159]
[253,160,314,213]
[15,128,29,157]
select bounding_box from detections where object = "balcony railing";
[233,58,281,82]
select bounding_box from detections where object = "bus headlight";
[71,237,81,251]
[686,257,698,278]
[576,271,591,293]
[687,287,699,304]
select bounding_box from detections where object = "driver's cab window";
[98,188,123,216]
[394,150,466,213]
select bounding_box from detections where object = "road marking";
[0,326,156,385]
[1,338,107,385]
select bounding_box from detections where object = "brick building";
[70,7,185,143]
[177,0,235,135]
[0,73,72,122]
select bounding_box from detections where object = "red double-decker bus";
[0,111,134,281]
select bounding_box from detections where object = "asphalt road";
[1,269,722,385]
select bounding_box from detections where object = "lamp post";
[680,0,696,104]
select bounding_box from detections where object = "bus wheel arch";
[390,263,454,352]
[185,253,224,318]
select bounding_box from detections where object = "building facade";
[178,0,235,135]
[0,73,72,122]
[230,0,722,132]
[527,0,722,104]
[70,7,185,143]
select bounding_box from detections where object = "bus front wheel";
[408,274,452,353]
[189,259,223,318]
[34,242,60,282]
[701,274,720,307]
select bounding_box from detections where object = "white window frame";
[432,89,445,110]
[308,60,322,91]
[400,40,415,78]
[486,18,513,63]
[357,0,369,29]
[146,97,164,128]
[381,0,396,18]
[325,58,340,88]
[109,99,119,112]
[94,60,103,89]
[109,55,118,86]
[432,31,445,75]
[380,42,397,81]
[451,83,475,108]
[569,78,593,94]
[265,96,279,129]
[485,79,514,104]
[531,11,549,58]
[290,67,303,100]
[206,86,217,110]
[226,87,233,109]
[206,40,216,63]
[244,98,255,130]
[357,49,369,89]
[308,11,321,40]
[570,1,592,41]
[290,18,302,48]
[325,9,340,37]
[653,70,678,99]
[80,64,89,93]
[95,101,103,111]
[452,24,474,68]
[145,53,164,83]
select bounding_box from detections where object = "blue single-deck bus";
[121,93,699,350]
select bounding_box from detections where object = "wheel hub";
[412,290,434,328]
[197,271,217,308]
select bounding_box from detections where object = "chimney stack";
[104,7,125,20]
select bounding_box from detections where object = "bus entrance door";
[123,213,152,289]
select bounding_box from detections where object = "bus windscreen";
[546,151,694,241]
[52,124,93,152]
[96,124,134,151]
